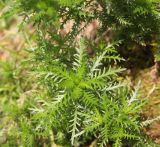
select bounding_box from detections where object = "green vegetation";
[0,0,160,146]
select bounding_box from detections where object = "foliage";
[7,0,159,66]
[1,40,155,147]
[8,0,160,46]
[1,0,160,147]
[0,44,39,146]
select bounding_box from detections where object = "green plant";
[0,46,39,146]
[7,0,159,70]
[8,0,160,46]
[2,40,152,147]
[1,0,160,146]
[31,40,146,146]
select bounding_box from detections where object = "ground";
[137,68,160,144]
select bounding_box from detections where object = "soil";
[128,67,160,144]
